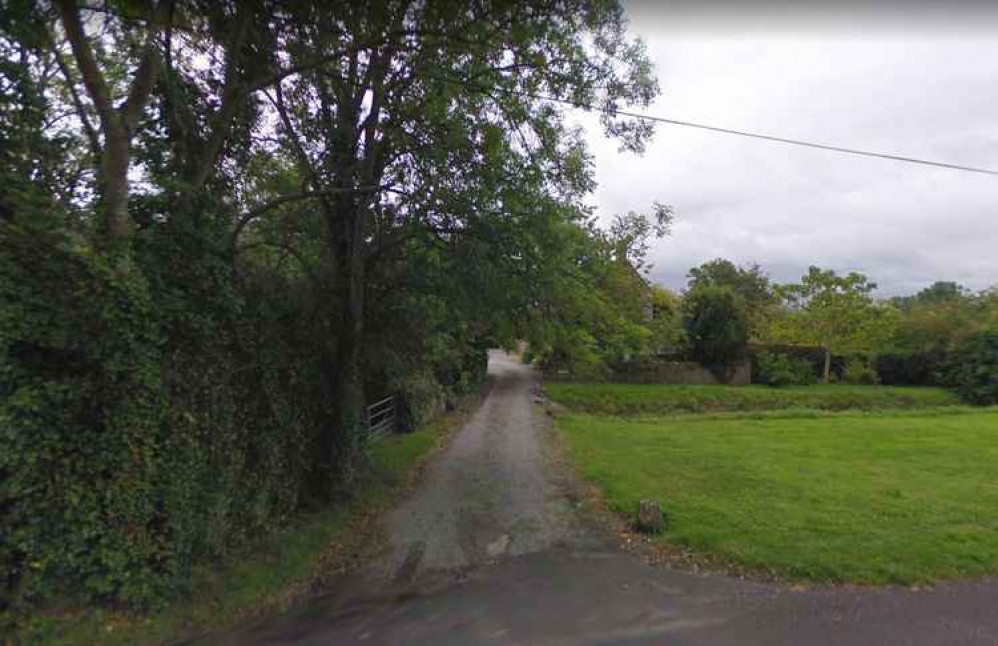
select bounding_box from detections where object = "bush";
[682,285,748,368]
[394,370,447,432]
[875,351,945,386]
[842,357,879,385]
[756,351,816,387]
[946,330,998,405]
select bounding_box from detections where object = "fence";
[365,395,396,443]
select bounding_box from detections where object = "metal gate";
[365,395,396,443]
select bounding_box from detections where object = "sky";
[580,1,998,297]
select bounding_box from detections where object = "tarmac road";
[205,351,998,645]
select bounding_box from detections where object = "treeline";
[560,256,997,403]
[0,0,660,620]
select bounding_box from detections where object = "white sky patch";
[580,6,998,296]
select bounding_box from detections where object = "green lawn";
[546,382,961,416]
[19,418,454,645]
[557,409,998,584]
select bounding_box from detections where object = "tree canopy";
[685,258,776,340]
[767,266,896,381]
[1,0,664,615]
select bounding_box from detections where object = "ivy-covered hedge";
[1,225,173,609]
[1,221,487,620]
[1,224,487,619]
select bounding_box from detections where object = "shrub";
[875,351,945,386]
[842,357,879,385]
[946,330,998,405]
[756,351,816,387]
[682,285,748,368]
[394,370,447,432]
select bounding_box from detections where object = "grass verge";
[546,382,961,416]
[15,415,459,645]
[556,409,998,584]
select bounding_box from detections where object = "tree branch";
[188,2,254,190]
[119,0,173,132]
[230,186,388,250]
[55,0,116,131]
[48,38,101,158]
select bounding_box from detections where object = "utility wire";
[499,86,998,177]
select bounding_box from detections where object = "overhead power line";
[521,90,998,177]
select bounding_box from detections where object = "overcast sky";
[581,2,998,297]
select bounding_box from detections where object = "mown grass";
[18,417,454,646]
[546,382,961,416]
[557,409,998,584]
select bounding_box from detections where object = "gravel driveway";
[375,350,595,583]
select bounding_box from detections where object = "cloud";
[580,6,998,296]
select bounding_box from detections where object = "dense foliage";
[682,285,748,369]
[686,258,776,340]
[946,330,998,405]
[874,351,946,386]
[1,0,659,619]
[755,351,816,387]
[623,264,996,400]
[767,267,896,382]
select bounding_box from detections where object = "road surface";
[205,351,998,645]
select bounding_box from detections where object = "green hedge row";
[0,223,488,619]
[0,225,328,612]
[748,340,998,405]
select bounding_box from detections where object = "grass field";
[20,418,455,645]
[550,382,998,584]
[546,382,961,416]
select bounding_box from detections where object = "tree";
[241,1,659,479]
[647,285,685,352]
[682,284,748,368]
[37,0,660,489]
[890,281,970,311]
[53,0,175,243]
[525,206,670,375]
[686,258,776,340]
[769,267,896,382]
[3,0,667,610]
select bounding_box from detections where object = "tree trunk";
[56,0,169,246]
[333,234,366,488]
[101,125,133,241]
[822,347,832,383]
[313,196,367,498]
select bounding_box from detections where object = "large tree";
[3,0,665,610]
[33,0,660,489]
[232,1,659,477]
